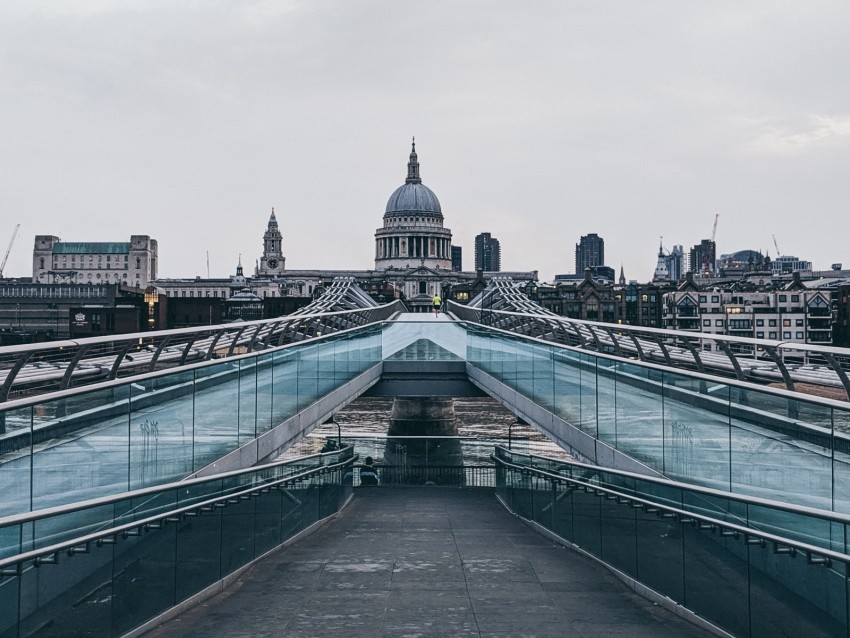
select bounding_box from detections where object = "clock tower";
[258,208,285,277]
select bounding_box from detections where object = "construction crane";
[772,233,781,257]
[0,224,20,279]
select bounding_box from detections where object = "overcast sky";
[2,1,848,282]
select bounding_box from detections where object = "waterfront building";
[0,282,146,342]
[474,233,501,272]
[575,233,604,273]
[32,235,158,288]
[662,273,833,346]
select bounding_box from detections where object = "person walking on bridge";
[432,293,441,317]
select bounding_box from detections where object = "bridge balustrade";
[494,448,850,638]
[0,448,354,638]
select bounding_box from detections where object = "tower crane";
[0,224,20,279]
[772,234,781,257]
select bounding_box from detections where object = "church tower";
[258,208,285,277]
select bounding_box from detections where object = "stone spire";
[405,137,421,184]
[652,237,670,282]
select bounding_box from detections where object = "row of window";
[697,294,802,304]
[701,318,806,327]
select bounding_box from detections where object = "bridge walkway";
[143,488,713,638]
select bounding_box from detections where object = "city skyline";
[2,2,848,282]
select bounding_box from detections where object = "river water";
[280,395,572,463]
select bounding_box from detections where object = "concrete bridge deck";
[143,488,713,638]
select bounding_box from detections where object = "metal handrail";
[0,452,356,575]
[493,446,850,526]
[492,454,848,565]
[0,447,353,528]
[449,299,850,399]
[0,299,403,402]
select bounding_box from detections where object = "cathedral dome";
[383,139,442,218]
[385,182,442,216]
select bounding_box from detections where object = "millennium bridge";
[2,278,850,637]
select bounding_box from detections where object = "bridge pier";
[383,397,464,485]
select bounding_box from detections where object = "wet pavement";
[144,488,716,638]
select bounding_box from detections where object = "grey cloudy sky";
[2,1,849,282]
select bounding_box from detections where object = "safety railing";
[493,449,850,638]
[0,299,403,402]
[448,300,850,400]
[0,322,384,518]
[0,447,355,638]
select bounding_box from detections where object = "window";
[703,319,711,326]
[711,296,719,303]
[756,319,764,326]
[779,295,787,302]
[796,332,804,339]
[791,295,799,302]
[698,295,707,303]
[769,331,777,339]
[783,331,791,339]
[715,319,724,326]
[769,319,777,326]
[795,319,803,326]
[757,332,764,338]
[783,319,791,327]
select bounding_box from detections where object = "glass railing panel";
[32,385,131,511]
[0,521,22,561]
[220,497,256,574]
[662,371,731,489]
[237,358,258,444]
[678,490,746,528]
[681,523,749,638]
[595,358,618,447]
[550,481,574,543]
[296,343,319,411]
[729,398,833,510]
[835,404,850,515]
[316,338,337,398]
[0,405,32,518]
[552,350,582,427]
[17,544,114,638]
[175,508,222,603]
[269,349,297,431]
[599,493,637,576]
[192,361,241,473]
[744,502,837,552]
[0,574,20,638]
[514,340,535,399]
[254,485,284,557]
[748,541,847,637]
[531,475,553,527]
[280,483,307,540]
[115,488,180,527]
[577,352,598,436]
[111,524,178,637]
[128,371,194,490]
[254,352,274,433]
[32,503,116,551]
[571,485,602,557]
[634,506,684,602]
[612,362,664,469]
[331,333,352,383]
[532,344,555,412]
